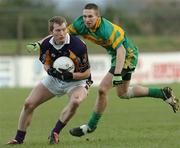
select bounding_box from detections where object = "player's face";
[83,9,99,29]
[52,22,67,44]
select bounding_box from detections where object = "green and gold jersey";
[68,16,138,70]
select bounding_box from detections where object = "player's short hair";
[84,3,100,16]
[48,16,67,32]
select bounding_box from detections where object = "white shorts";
[41,75,88,96]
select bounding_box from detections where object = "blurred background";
[0,0,180,55]
[1,1,180,146]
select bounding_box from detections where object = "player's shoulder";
[69,35,87,53]
[101,17,125,35]
[70,35,86,46]
[41,35,52,47]
[101,17,116,29]
[98,17,114,38]
[72,16,87,33]
[73,16,84,25]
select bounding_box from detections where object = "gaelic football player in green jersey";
[27,3,179,138]
[67,3,179,137]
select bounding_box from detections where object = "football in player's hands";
[53,56,75,72]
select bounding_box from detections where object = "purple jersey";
[39,35,90,73]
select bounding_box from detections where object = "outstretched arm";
[26,35,52,52]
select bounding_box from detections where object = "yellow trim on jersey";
[110,23,125,49]
[112,36,123,49]
[124,48,134,69]
[83,35,104,45]
[109,26,118,45]
[89,18,101,32]
[69,50,79,71]
[68,24,77,34]
[44,50,52,65]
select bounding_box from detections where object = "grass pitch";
[0,84,180,148]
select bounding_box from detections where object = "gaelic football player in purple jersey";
[7,16,92,145]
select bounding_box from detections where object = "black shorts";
[109,67,135,81]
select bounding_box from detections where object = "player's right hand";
[47,67,73,81]
[58,68,73,81]
[26,42,40,52]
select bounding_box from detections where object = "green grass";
[0,84,180,148]
[1,35,180,55]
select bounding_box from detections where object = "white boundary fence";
[0,52,180,87]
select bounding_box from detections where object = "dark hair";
[84,3,100,16]
[48,16,67,32]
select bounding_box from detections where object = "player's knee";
[71,98,80,108]
[98,86,107,97]
[24,101,36,111]
[119,87,134,99]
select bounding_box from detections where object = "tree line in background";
[0,0,180,39]
[0,0,58,39]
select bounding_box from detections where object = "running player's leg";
[61,86,88,123]
[120,85,179,113]
[49,85,88,144]
[18,82,54,131]
[7,82,54,144]
[69,72,113,137]
[115,69,179,113]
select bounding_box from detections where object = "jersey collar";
[89,17,101,32]
[49,33,70,50]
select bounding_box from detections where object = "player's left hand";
[112,74,123,87]
[58,68,73,81]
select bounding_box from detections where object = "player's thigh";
[68,86,88,103]
[26,82,55,107]
[99,72,113,91]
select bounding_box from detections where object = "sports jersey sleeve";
[77,48,90,72]
[68,24,78,35]
[69,38,90,72]
[68,16,85,35]
[105,20,125,50]
[111,25,125,50]
[39,38,52,65]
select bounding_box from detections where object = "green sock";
[87,111,102,130]
[148,88,164,99]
